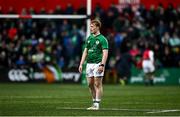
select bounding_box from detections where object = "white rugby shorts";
[142,60,155,73]
[86,63,104,78]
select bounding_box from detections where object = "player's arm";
[98,49,108,73]
[98,37,109,73]
[79,48,88,73]
[100,37,109,67]
[101,49,108,66]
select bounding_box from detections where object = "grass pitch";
[0,83,180,116]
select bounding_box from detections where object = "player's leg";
[94,77,103,109]
[92,63,105,110]
[86,63,96,110]
[87,63,104,110]
[144,73,149,85]
[87,77,96,103]
[87,77,100,110]
[149,63,155,85]
[86,63,96,101]
[148,72,154,85]
[145,62,155,86]
[86,63,97,110]
[143,60,152,85]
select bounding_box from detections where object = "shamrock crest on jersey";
[96,40,99,45]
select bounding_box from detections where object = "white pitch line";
[56,107,180,114]
[147,109,180,114]
[56,107,155,112]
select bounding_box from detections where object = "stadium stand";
[0,3,180,71]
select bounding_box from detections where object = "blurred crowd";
[0,3,180,71]
[95,3,180,69]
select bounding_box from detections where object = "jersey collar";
[92,33,101,37]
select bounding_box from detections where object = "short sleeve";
[101,37,108,49]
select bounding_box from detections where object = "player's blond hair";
[91,19,101,28]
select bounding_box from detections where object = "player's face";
[90,23,99,34]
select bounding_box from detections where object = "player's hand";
[78,65,83,73]
[98,66,104,73]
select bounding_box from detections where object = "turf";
[0,83,180,116]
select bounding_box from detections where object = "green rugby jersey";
[85,34,108,63]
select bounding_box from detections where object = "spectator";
[15,55,26,68]
[7,7,16,14]
[169,32,180,47]
[115,52,132,85]
[54,5,63,14]
[65,4,74,14]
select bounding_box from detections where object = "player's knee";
[94,82,101,88]
[88,83,94,88]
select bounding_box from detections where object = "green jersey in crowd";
[85,34,108,63]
